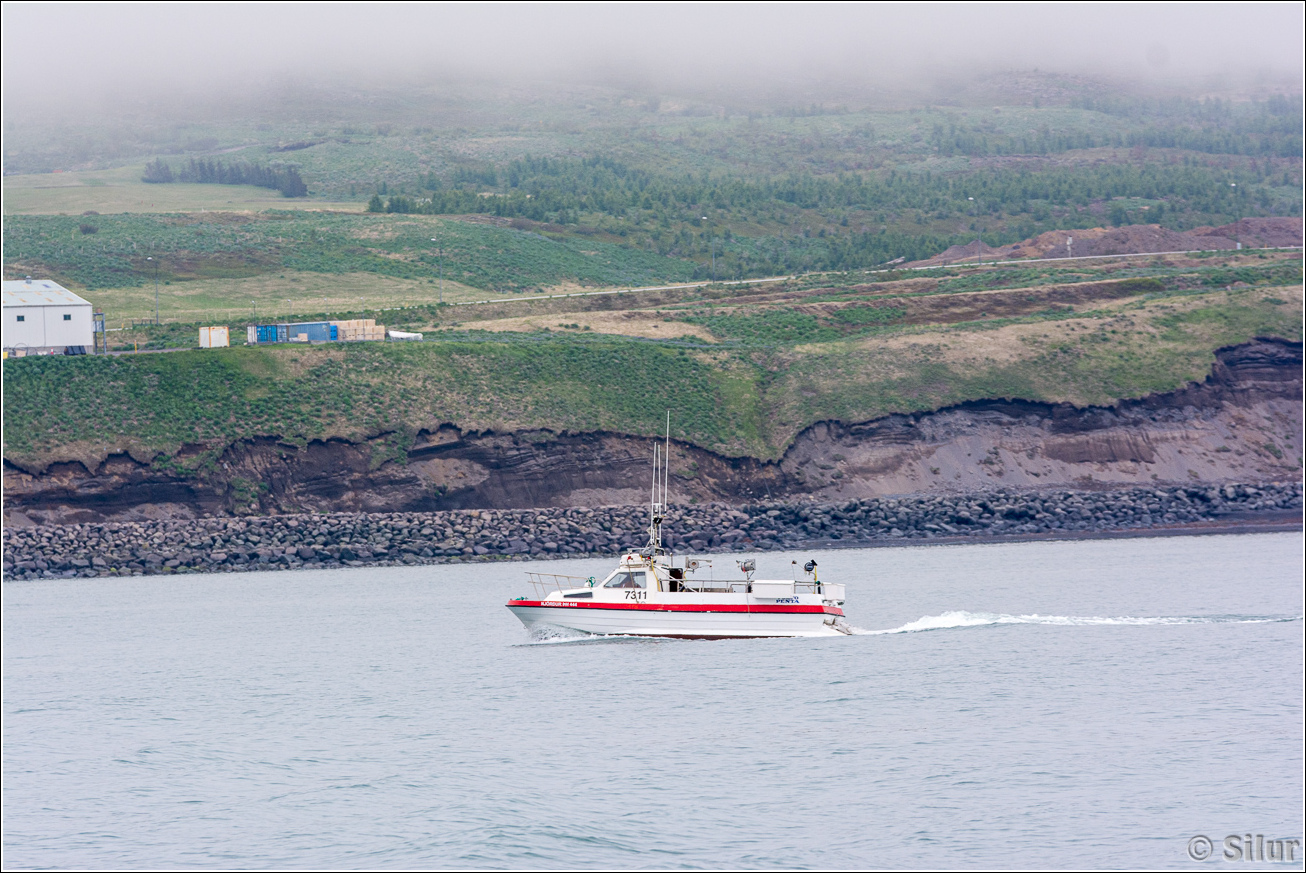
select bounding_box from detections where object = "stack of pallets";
[329,319,386,342]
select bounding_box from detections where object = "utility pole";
[146,256,159,324]
[701,218,716,283]
[431,238,443,304]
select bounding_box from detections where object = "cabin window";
[16,315,24,322]
[604,571,646,589]
[63,313,72,320]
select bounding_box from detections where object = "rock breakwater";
[4,483,1300,580]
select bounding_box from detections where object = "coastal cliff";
[4,338,1300,525]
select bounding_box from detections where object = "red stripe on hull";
[506,600,844,616]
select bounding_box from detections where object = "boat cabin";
[525,552,845,605]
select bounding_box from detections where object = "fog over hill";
[3,4,1301,121]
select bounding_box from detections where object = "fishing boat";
[506,425,851,639]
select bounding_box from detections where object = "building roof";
[1,279,91,308]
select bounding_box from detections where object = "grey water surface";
[3,532,1302,870]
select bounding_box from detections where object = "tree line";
[367,153,1294,223]
[929,96,1303,158]
[358,150,1298,278]
[142,158,308,197]
[929,124,1302,159]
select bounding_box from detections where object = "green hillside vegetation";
[668,260,1301,344]
[80,252,1303,352]
[5,80,1300,304]
[4,257,1299,468]
[365,154,1299,279]
[82,252,1297,351]
[1,163,364,216]
[3,212,694,294]
[9,84,1296,190]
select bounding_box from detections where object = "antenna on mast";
[645,412,673,557]
[664,410,671,507]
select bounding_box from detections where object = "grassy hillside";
[7,80,1300,198]
[3,212,695,296]
[4,256,1299,469]
[6,77,1299,304]
[1,164,366,216]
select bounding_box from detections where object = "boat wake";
[518,626,666,646]
[851,611,1304,635]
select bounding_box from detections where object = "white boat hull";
[507,600,848,639]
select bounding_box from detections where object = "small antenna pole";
[664,410,671,507]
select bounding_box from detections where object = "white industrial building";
[2,278,95,355]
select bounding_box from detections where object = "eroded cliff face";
[5,339,1301,525]
[783,339,1302,497]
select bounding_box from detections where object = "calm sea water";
[4,532,1302,870]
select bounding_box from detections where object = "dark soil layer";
[3,482,1300,580]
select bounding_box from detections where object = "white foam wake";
[851,611,1302,635]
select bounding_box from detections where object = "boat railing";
[526,572,599,598]
[675,581,749,593]
[674,580,829,595]
[677,580,784,594]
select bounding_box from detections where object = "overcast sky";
[3,3,1302,107]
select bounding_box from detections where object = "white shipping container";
[200,326,230,348]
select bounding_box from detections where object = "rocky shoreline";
[3,482,1301,580]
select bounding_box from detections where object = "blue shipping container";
[254,324,291,343]
[252,323,337,343]
[286,322,335,342]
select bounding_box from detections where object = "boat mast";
[646,412,671,556]
[664,410,670,518]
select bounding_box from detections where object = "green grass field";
[5,270,1299,468]
[91,272,507,326]
[2,164,366,215]
[3,212,698,311]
